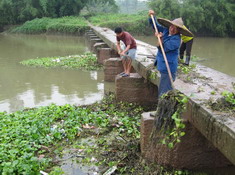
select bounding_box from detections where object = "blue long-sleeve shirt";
[149,17,181,74]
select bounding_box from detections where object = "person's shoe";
[184,56,190,66]
[122,73,129,77]
[150,111,157,117]
[119,72,125,75]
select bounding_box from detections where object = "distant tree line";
[148,0,235,37]
[116,0,148,14]
[0,0,234,37]
[0,0,117,26]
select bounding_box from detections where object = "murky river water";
[0,34,114,113]
[0,34,234,113]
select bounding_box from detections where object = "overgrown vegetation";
[88,13,152,35]
[177,63,197,83]
[152,91,188,148]
[20,52,102,71]
[209,83,235,113]
[116,0,148,14]
[148,0,235,37]
[0,93,192,174]
[0,0,117,25]
[0,94,144,174]
[80,0,118,17]
[10,17,89,35]
[1,0,234,37]
[10,13,153,35]
[178,63,196,75]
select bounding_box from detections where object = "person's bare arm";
[117,41,122,54]
[120,45,130,56]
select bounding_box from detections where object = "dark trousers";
[159,72,176,97]
[180,39,193,58]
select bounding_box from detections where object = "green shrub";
[10,17,89,35]
[89,14,152,35]
[10,18,52,34]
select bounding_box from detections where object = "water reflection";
[0,67,105,113]
[0,34,114,113]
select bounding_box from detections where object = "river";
[0,34,234,113]
[0,34,114,113]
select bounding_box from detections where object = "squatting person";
[114,27,137,77]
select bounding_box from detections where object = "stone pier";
[104,58,124,82]
[93,42,108,55]
[97,48,119,65]
[141,112,232,169]
[115,73,158,106]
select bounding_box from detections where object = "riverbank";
[9,17,89,35]
[5,13,235,37]
[6,14,152,36]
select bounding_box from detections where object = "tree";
[81,0,118,17]
[148,0,181,19]
[181,0,235,36]
[0,0,88,25]
[116,0,148,14]
[148,0,235,36]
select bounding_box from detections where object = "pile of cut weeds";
[208,97,235,114]
[208,85,235,115]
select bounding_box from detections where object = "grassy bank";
[9,14,152,35]
[88,13,152,35]
[10,16,89,35]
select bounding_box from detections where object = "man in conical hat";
[148,10,193,96]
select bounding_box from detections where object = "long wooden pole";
[150,15,174,89]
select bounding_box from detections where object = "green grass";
[9,14,153,35]
[10,16,89,35]
[20,52,103,71]
[88,13,152,35]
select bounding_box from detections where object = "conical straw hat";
[157,17,194,37]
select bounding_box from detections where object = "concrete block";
[104,58,123,82]
[93,42,108,54]
[97,48,118,65]
[142,112,232,169]
[90,39,103,52]
[115,73,158,106]
[140,112,155,155]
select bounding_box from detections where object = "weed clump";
[151,90,188,148]
[209,91,235,113]
[20,52,103,71]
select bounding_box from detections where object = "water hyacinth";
[0,94,144,174]
[20,52,103,71]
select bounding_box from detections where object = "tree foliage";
[148,0,235,36]
[0,0,116,25]
[116,0,148,14]
[80,0,118,17]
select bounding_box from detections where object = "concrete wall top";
[90,25,235,164]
